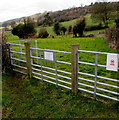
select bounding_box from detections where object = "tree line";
[11,1,119,38]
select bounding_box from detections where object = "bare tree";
[91,1,112,27]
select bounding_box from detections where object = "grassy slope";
[61,14,99,27]
[36,14,101,36]
[2,73,119,118]
[43,14,115,36]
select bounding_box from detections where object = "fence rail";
[8,40,119,102]
[78,50,119,101]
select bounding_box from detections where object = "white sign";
[106,53,119,71]
[44,51,54,61]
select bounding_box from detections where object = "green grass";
[2,73,119,118]
[8,33,118,53]
[61,14,100,28]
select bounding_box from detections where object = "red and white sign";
[106,53,119,71]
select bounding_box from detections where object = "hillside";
[35,5,91,23]
[1,1,118,27]
[1,5,91,26]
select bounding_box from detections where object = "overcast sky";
[0,0,117,22]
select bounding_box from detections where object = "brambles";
[0,30,12,73]
[105,26,119,50]
[38,27,49,38]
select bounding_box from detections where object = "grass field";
[8,30,118,53]
[2,73,119,118]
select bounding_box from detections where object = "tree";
[91,2,112,27]
[68,25,72,34]
[10,21,16,28]
[53,22,61,35]
[60,26,67,35]
[113,2,119,26]
[23,17,36,37]
[115,19,119,27]
[12,17,36,38]
[12,24,25,38]
[73,18,86,37]
[43,13,53,26]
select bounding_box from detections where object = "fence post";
[71,44,79,95]
[35,40,38,64]
[24,42,32,78]
[6,43,12,66]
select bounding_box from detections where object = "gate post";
[24,42,32,78]
[71,44,79,95]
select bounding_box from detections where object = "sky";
[0,0,118,22]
